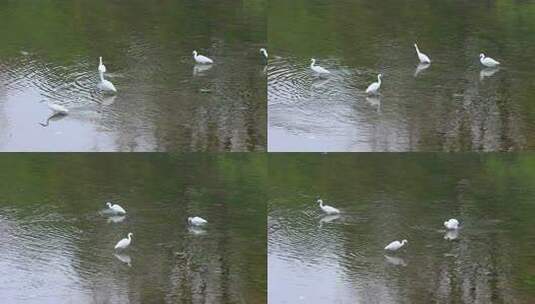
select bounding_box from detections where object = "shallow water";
[0,154,267,303]
[268,154,535,303]
[268,0,535,151]
[0,0,266,151]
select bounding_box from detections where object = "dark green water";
[268,0,535,152]
[0,154,267,303]
[268,154,535,303]
[0,0,266,151]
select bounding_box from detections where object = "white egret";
[260,48,268,60]
[366,74,382,95]
[384,239,408,251]
[106,202,126,215]
[310,58,330,74]
[188,216,208,226]
[98,71,117,93]
[114,232,133,251]
[480,53,500,67]
[98,56,107,74]
[193,50,213,64]
[444,218,459,230]
[414,43,431,64]
[317,199,340,215]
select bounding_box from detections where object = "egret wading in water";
[480,53,500,68]
[414,43,431,64]
[317,199,340,215]
[114,233,133,251]
[40,102,69,127]
[444,218,459,230]
[193,50,213,64]
[106,202,126,215]
[98,71,117,94]
[366,74,382,95]
[310,59,330,75]
[260,48,268,60]
[98,56,106,74]
[384,239,408,251]
[188,216,208,226]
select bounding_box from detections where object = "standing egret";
[384,239,408,251]
[98,71,117,93]
[444,218,459,230]
[479,53,500,67]
[188,216,208,226]
[193,50,213,64]
[114,233,133,251]
[98,56,107,74]
[260,48,268,60]
[310,58,330,75]
[317,199,340,215]
[414,43,431,64]
[106,202,126,215]
[366,74,382,95]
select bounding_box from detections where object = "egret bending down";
[193,50,213,64]
[188,216,208,226]
[414,43,431,64]
[444,218,459,230]
[99,71,117,93]
[106,202,126,215]
[98,56,107,74]
[114,232,133,251]
[260,48,268,60]
[366,74,382,95]
[480,53,500,68]
[384,239,408,251]
[310,59,330,74]
[317,199,340,215]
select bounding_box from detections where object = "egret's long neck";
[128,234,131,241]
[99,72,104,81]
[311,60,315,67]
[377,75,381,85]
[415,45,420,55]
[319,201,323,208]
[99,57,103,65]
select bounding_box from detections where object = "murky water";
[0,0,266,151]
[0,154,267,303]
[268,154,535,303]
[268,0,535,151]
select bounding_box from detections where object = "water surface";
[268,0,535,151]
[0,154,267,303]
[268,154,535,303]
[0,0,266,151]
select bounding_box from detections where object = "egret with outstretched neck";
[414,43,431,64]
